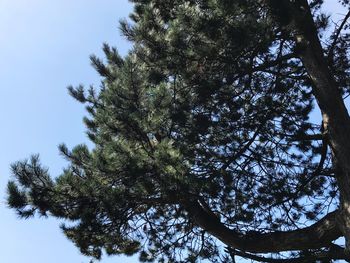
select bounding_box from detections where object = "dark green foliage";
[7,0,349,262]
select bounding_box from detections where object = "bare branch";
[328,10,350,60]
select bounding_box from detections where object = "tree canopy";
[7,0,350,262]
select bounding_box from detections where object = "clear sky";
[0,1,346,263]
[0,0,136,262]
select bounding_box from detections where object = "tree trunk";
[266,0,350,254]
[180,1,350,258]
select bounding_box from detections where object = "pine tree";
[7,0,350,262]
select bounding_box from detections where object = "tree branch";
[287,133,324,142]
[184,200,341,253]
[226,245,349,263]
[328,10,350,60]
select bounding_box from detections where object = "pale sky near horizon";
[0,1,347,263]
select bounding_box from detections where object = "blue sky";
[0,1,346,263]
[0,0,136,262]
